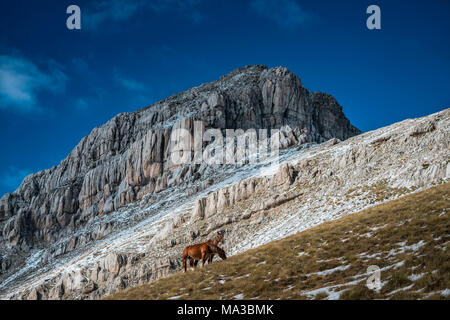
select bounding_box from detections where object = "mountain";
[0,65,358,253]
[0,65,448,300]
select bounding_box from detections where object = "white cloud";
[250,0,314,28]
[0,55,67,112]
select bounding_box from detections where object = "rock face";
[0,66,359,265]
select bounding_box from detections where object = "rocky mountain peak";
[0,66,360,288]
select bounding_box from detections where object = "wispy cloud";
[112,69,154,109]
[113,70,146,91]
[250,0,315,28]
[84,0,144,30]
[74,98,89,111]
[84,0,205,30]
[0,55,67,112]
[0,166,32,193]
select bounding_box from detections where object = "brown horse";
[191,245,227,267]
[182,234,224,272]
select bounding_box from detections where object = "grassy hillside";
[107,182,449,300]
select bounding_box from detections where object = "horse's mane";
[207,234,223,244]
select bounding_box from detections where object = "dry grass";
[345,179,415,203]
[106,182,450,300]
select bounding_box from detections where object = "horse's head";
[218,247,227,260]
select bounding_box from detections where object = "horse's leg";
[201,251,208,267]
[208,254,215,264]
[182,255,187,272]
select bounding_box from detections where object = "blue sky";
[0,0,449,195]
